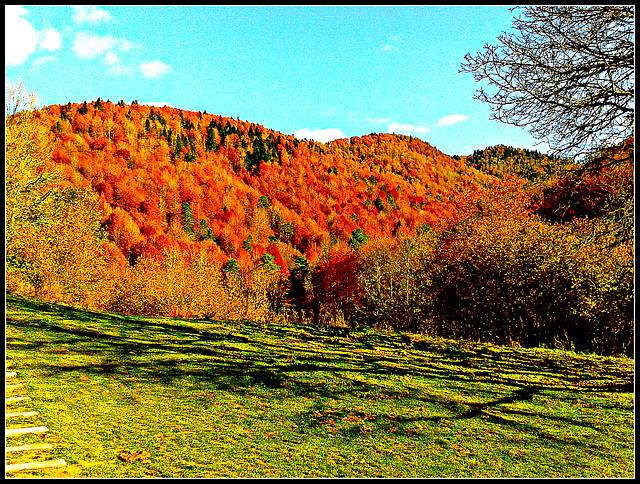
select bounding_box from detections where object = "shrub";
[310,249,362,328]
[425,185,633,356]
[354,232,436,332]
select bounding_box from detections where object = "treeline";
[5,95,633,356]
[463,144,562,182]
[43,99,480,268]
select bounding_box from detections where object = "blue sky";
[5,5,549,156]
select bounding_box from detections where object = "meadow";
[5,294,634,478]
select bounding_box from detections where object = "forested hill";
[461,144,562,182]
[8,98,632,355]
[38,99,502,268]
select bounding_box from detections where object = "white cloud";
[388,122,415,134]
[294,128,346,143]
[140,60,172,79]
[5,6,38,66]
[73,34,136,77]
[72,33,109,58]
[73,32,133,59]
[104,51,120,65]
[72,33,168,79]
[382,34,402,52]
[39,28,62,51]
[388,122,431,135]
[32,55,55,68]
[72,6,112,25]
[366,117,394,125]
[437,114,469,126]
[109,63,136,76]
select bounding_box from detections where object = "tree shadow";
[6,294,634,461]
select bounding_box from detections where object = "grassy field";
[5,294,634,478]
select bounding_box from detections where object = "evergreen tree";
[174,135,183,159]
[374,195,385,213]
[348,228,369,251]
[205,122,217,151]
[289,255,311,305]
[182,201,195,236]
[223,258,239,274]
[260,253,278,272]
[258,195,270,209]
[242,235,254,251]
[198,219,215,241]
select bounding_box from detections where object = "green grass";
[5,294,634,478]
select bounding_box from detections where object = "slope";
[37,99,494,270]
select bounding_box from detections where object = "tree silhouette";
[460,6,634,244]
[460,6,633,163]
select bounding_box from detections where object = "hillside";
[459,144,562,182]
[6,294,634,477]
[38,99,493,268]
[7,99,632,356]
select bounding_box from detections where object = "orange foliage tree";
[425,175,633,355]
[15,95,631,356]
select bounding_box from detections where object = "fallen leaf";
[450,444,470,455]
[118,449,151,463]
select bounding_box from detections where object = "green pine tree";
[182,201,195,236]
[348,228,369,251]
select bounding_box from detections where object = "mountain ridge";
[33,99,553,271]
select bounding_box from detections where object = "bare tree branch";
[460,6,634,163]
[460,6,634,246]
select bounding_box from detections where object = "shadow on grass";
[6,294,634,459]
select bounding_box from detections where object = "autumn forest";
[6,96,634,356]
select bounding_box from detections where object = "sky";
[5,5,550,156]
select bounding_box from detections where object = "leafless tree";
[460,6,633,163]
[460,6,634,244]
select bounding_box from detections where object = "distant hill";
[32,99,581,273]
[459,144,562,182]
[36,99,514,269]
[9,99,631,353]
